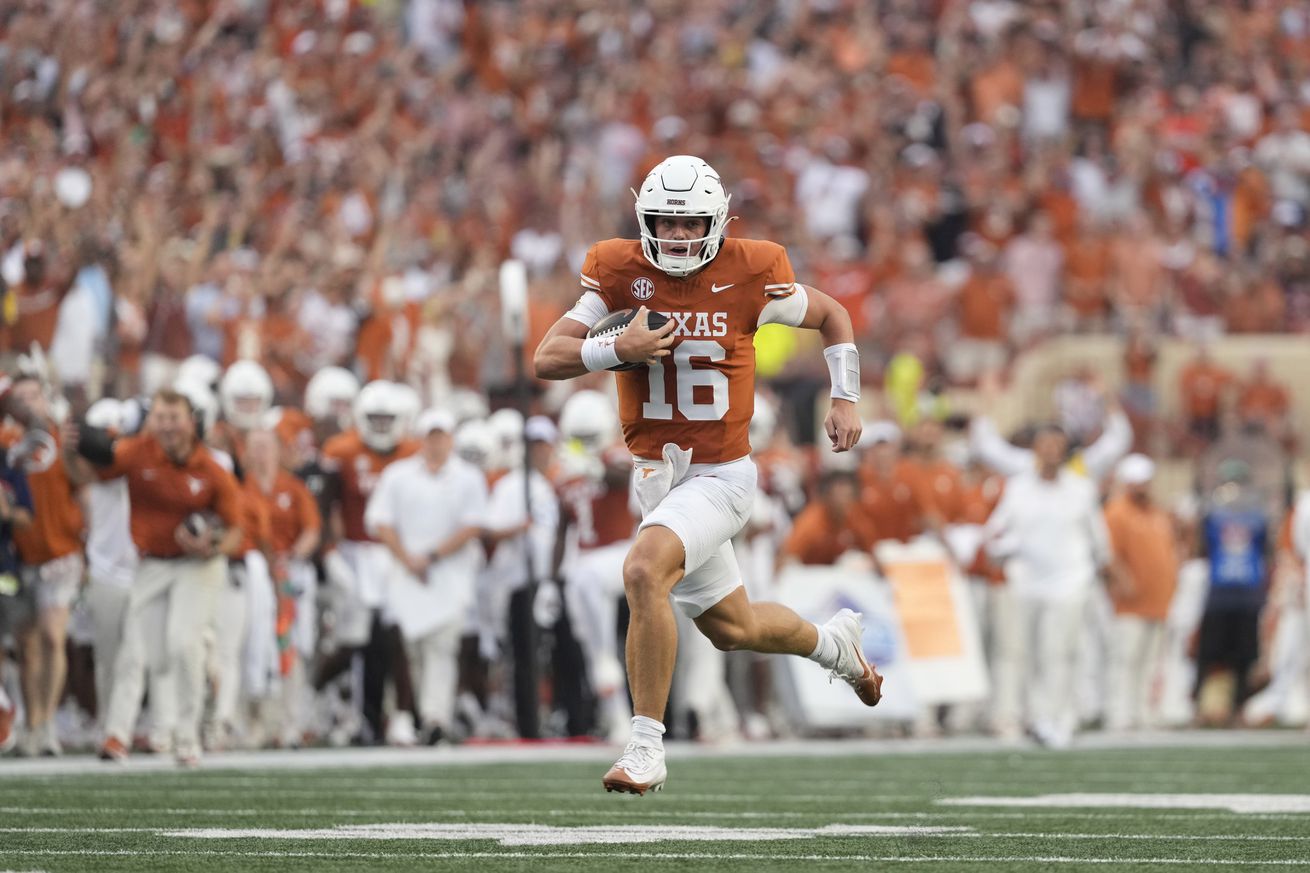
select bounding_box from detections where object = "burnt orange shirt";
[580,238,799,463]
[1104,494,1180,621]
[257,470,321,555]
[858,461,926,543]
[1179,361,1234,419]
[1237,380,1289,422]
[557,470,635,550]
[322,430,418,542]
[1,426,84,565]
[958,273,1013,340]
[782,501,878,565]
[238,486,274,555]
[9,280,67,351]
[903,458,966,526]
[98,435,243,558]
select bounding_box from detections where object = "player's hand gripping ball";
[587,308,671,371]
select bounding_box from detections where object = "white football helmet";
[488,407,524,470]
[749,392,778,449]
[453,419,495,471]
[559,390,619,454]
[354,380,406,452]
[177,354,222,391]
[85,397,126,433]
[391,382,422,436]
[174,376,219,436]
[305,366,361,427]
[449,388,491,426]
[219,360,273,431]
[633,155,731,277]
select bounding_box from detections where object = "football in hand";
[179,511,225,546]
[587,308,670,372]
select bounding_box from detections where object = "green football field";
[2,734,1308,872]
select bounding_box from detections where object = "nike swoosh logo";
[711,283,734,294]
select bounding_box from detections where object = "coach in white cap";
[365,408,487,744]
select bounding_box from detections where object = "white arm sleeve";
[757,284,809,328]
[970,415,1034,478]
[1082,410,1133,483]
[562,291,610,329]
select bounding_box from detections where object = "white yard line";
[2,806,1308,822]
[2,825,1308,843]
[3,849,1310,865]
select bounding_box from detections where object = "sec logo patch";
[631,277,655,300]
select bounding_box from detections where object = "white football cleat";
[825,608,884,707]
[602,741,667,796]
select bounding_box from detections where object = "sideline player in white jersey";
[535,155,882,794]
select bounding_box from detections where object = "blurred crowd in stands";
[1,0,1310,759]
[4,0,1310,416]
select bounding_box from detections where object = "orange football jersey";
[578,238,803,464]
[321,430,418,542]
[557,472,635,550]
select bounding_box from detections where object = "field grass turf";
[1,735,1307,871]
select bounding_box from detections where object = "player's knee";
[623,554,675,608]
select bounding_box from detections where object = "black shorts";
[1196,602,1261,669]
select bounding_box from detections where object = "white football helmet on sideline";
[633,155,731,277]
[559,390,619,454]
[177,355,222,391]
[174,376,219,437]
[449,388,490,426]
[305,366,360,427]
[219,360,274,430]
[488,408,524,471]
[391,383,422,436]
[454,419,495,471]
[354,381,406,452]
[85,398,126,434]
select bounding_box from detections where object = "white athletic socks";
[807,621,840,670]
[630,715,666,748]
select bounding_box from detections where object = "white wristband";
[581,334,623,372]
[824,342,860,402]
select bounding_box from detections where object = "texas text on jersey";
[567,237,808,464]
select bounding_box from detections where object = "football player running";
[535,155,882,795]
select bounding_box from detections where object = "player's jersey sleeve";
[564,245,617,328]
[756,247,808,328]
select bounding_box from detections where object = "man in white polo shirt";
[365,409,487,744]
[984,423,1112,747]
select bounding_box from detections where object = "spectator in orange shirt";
[1103,455,1180,731]
[857,422,928,543]
[4,376,85,758]
[945,238,1013,385]
[1235,359,1291,443]
[780,472,878,567]
[1178,345,1234,447]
